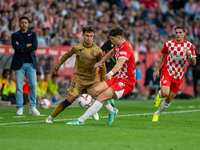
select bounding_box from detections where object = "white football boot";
[45,116,53,123]
[92,112,99,121]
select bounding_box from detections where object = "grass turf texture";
[0,99,200,150]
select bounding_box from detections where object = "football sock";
[50,99,71,118]
[109,99,115,107]
[78,100,103,122]
[155,100,171,116]
[103,101,114,114]
[158,90,164,98]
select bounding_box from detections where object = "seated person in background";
[144,60,160,98]
[8,70,16,104]
[185,65,193,85]
[8,70,16,94]
[22,76,30,105]
[47,74,61,105]
[36,72,43,104]
[135,61,141,90]
[0,69,11,101]
[38,71,52,104]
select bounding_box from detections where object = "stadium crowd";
[0,0,200,52]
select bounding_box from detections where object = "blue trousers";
[15,63,37,109]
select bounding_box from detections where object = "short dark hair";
[82,25,95,34]
[36,71,41,76]
[52,74,59,78]
[174,25,185,32]
[19,16,29,23]
[108,26,124,38]
[45,71,51,75]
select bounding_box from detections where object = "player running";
[152,25,196,122]
[45,26,114,123]
[66,26,136,125]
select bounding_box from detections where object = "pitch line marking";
[0,109,200,126]
[13,116,27,118]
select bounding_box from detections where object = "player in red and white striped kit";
[152,25,196,121]
[66,26,136,125]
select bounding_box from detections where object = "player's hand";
[94,62,102,68]
[16,41,19,45]
[106,73,112,81]
[186,48,192,58]
[154,69,159,81]
[53,67,58,74]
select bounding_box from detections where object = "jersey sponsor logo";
[120,51,127,55]
[90,51,95,57]
[117,82,125,88]
[170,53,186,59]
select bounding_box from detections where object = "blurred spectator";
[0,18,9,31]
[144,60,160,98]
[8,70,16,104]
[0,69,11,101]
[0,30,10,45]
[37,57,46,79]
[136,61,141,80]
[50,32,63,46]
[193,46,200,97]
[47,74,61,105]
[185,65,193,85]
[184,0,197,16]
[36,71,43,104]
[0,0,199,51]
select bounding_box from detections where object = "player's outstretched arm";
[94,50,114,68]
[54,48,74,71]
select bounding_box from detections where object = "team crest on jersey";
[163,80,167,84]
[118,82,125,88]
[120,51,127,55]
[90,51,95,56]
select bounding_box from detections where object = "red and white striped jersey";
[161,39,196,80]
[113,41,136,82]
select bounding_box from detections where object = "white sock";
[155,101,171,116]
[48,115,54,120]
[103,101,114,114]
[158,90,164,98]
[78,101,103,122]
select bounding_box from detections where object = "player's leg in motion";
[154,90,165,107]
[109,99,115,107]
[66,82,118,125]
[152,89,176,122]
[45,95,75,123]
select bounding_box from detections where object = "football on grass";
[39,99,51,109]
[77,94,93,108]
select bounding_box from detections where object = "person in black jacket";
[11,16,40,116]
[101,40,116,107]
[193,46,200,97]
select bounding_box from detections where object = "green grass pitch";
[0,99,200,150]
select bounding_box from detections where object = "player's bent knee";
[92,87,99,97]
[161,91,169,98]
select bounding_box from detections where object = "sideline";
[0,109,200,126]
